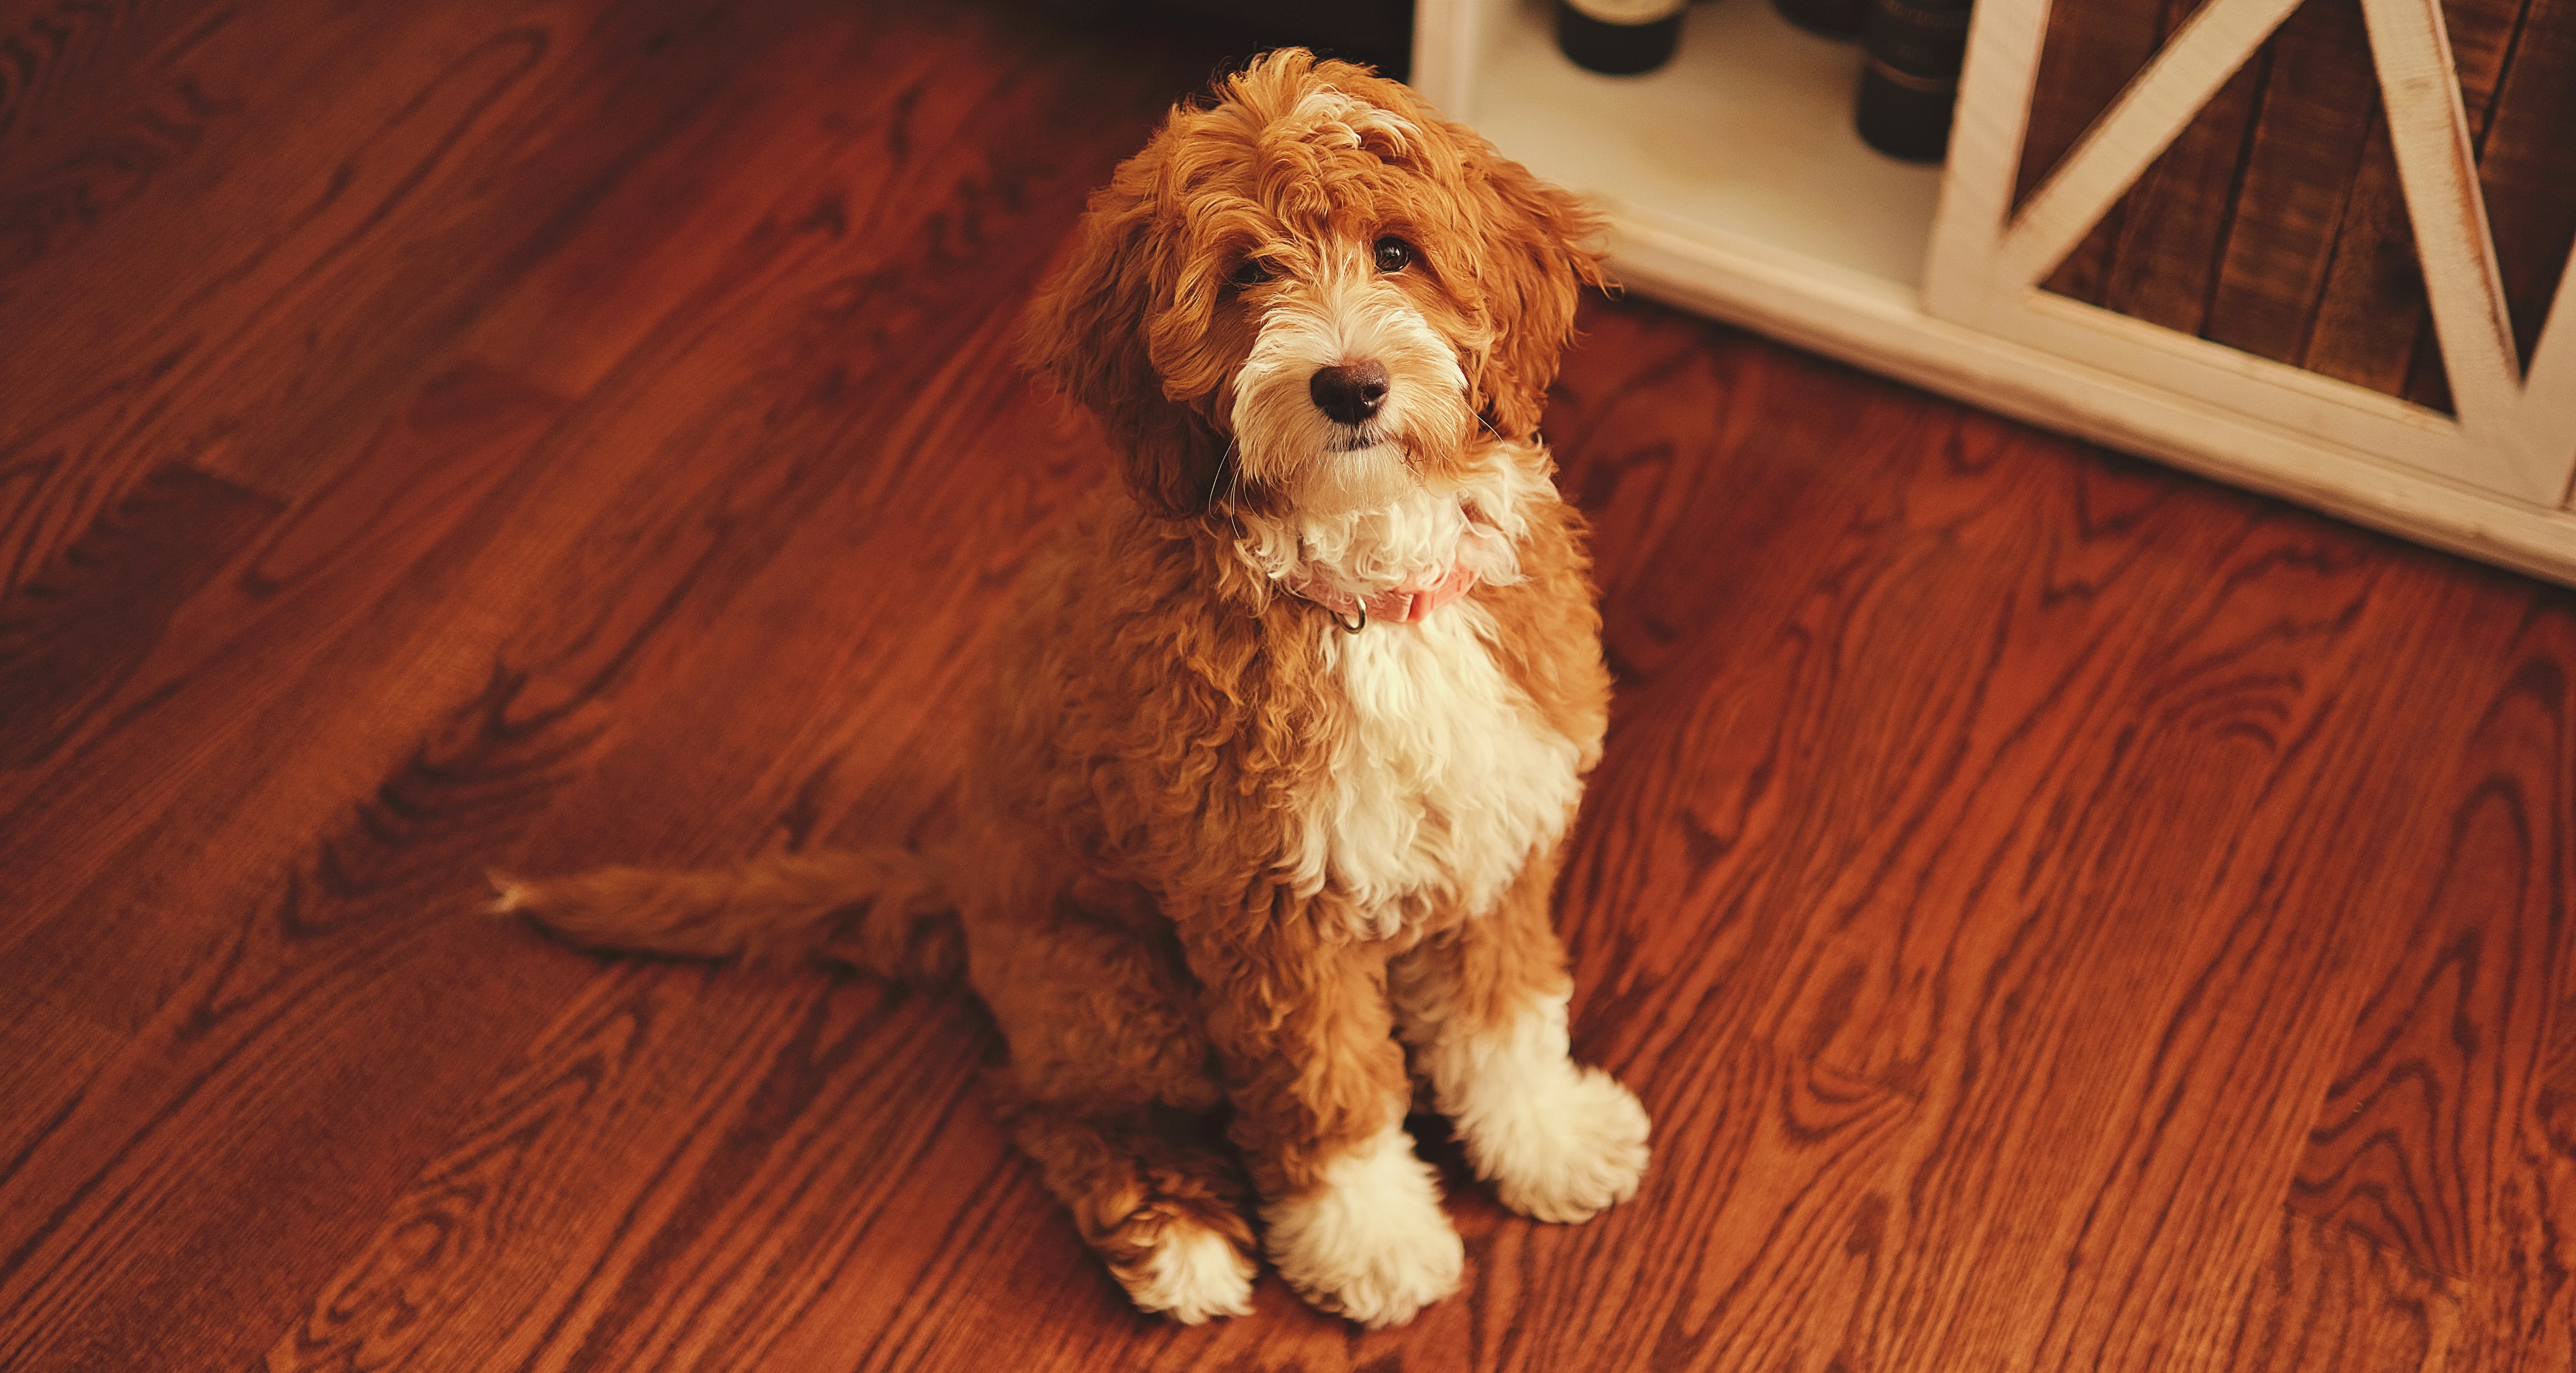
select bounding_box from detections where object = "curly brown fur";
[502,49,1647,1330]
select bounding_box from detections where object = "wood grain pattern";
[2288,600,2576,1372]
[2220,1208,2461,1373]
[2,2,2572,1370]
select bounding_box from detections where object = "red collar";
[1283,564,1481,630]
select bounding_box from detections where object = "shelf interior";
[1468,0,1945,291]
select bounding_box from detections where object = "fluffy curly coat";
[496,49,1650,1328]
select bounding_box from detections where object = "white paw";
[1471,1064,1650,1224]
[1123,1221,1257,1324]
[1262,1125,1464,1327]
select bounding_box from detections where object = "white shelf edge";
[1601,206,2576,588]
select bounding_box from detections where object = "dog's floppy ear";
[1454,151,1609,441]
[1023,156,1229,520]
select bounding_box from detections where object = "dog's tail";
[490,847,961,984]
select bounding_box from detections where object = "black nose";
[1309,361,1389,424]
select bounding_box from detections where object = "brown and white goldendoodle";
[497,48,1649,1328]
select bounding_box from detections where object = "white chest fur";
[1283,603,1585,936]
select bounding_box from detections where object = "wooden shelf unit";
[1413,0,2576,586]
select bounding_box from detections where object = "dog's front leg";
[1391,846,1650,1223]
[1183,902,1464,1327]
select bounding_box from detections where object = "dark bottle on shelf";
[1555,0,1688,76]
[1774,0,1865,37]
[1854,0,1974,161]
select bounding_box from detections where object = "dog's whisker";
[1205,438,1237,514]
[1222,452,1246,543]
[1214,438,1240,507]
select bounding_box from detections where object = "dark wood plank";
[2476,0,2576,375]
[0,461,279,769]
[2034,0,2576,411]
[2200,0,2380,365]
[2302,113,2434,398]
[2061,41,2267,339]
[2010,0,2184,212]
[2301,0,2523,407]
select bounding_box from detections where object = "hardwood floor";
[2,2,2569,1369]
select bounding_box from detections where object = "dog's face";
[1024,50,1605,519]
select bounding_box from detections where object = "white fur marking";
[1304,603,1584,934]
[1400,989,1651,1223]
[1262,1120,1463,1327]
[1126,1223,1257,1324]
[1236,452,1583,937]
[1234,460,1539,598]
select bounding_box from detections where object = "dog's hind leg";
[972,887,1259,1322]
[990,1091,1258,1323]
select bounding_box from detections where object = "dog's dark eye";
[1229,258,1274,289]
[1373,237,1414,273]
